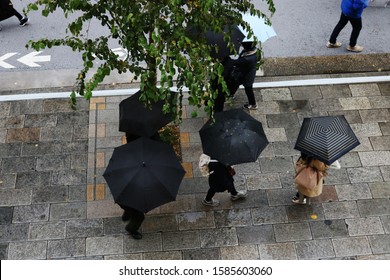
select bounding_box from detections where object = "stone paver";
[1,76,390,260]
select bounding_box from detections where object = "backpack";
[198,154,218,176]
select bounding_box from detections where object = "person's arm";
[353,0,369,10]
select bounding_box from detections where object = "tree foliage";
[27,0,275,119]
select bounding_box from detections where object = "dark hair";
[241,41,255,50]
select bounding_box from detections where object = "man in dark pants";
[119,204,145,239]
[212,56,235,112]
[327,0,369,52]
[227,41,259,110]
[0,0,29,27]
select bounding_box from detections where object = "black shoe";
[19,17,29,27]
[130,231,142,240]
[121,211,131,221]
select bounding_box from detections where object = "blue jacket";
[341,0,369,19]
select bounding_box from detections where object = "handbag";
[294,164,320,189]
[227,166,236,177]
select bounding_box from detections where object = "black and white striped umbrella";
[294,116,360,165]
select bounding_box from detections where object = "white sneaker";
[326,41,342,48]
[231,191,247,201]
[292,196,307,204]
[202,198,220,207]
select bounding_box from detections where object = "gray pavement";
[1,68,390,260]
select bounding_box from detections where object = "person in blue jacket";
[327,0,369,52]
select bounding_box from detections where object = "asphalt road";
[0,0,389,73]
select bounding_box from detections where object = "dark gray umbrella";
[205,25,245,60]
[294,115,360,165]
[119,90,175,137]
[199,109,269,165]
[187,24,245,60]
[103,137,185,213]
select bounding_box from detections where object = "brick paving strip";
[1,76,390,259]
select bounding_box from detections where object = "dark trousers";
[205,185,238,201]
[12,8,23,20]
[329,13,362,47]
[119,205,145,232]
[229,83,256,106]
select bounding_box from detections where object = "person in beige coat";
[292,153,329,205]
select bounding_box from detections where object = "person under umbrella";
[292,152,341,205]
[103,137,186,239]
[292,152,329,205]
[227,41,259,110]
[118,204,144,239]
[199,154,247,207]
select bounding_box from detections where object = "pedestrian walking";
[227,41,259,110]
[118,204,144,239]
[212,55,235,112]
[0,0,29,27]
[327,0,369,53]
[292,153,329,205]
[199,154,247,206]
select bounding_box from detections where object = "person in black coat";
[202,161,247,206]
[0,0,29,27]
[228,41,259,110]
[212,55,236,112]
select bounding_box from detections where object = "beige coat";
[295,158,329,198]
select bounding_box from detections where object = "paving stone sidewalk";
[1,73,390,260]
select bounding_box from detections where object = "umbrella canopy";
[103,137,186,213]
[204,25,245,60]
[119,90,174,137]
[294,115,360,165]
[199,109,269,165]
[238,13,277,43]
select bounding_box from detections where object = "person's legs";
[123,208,145,239]
[213,91,225,112]
[11,8,23,21]
[243,86,257,110]
[349,17,363,47]
[244,86,256,105]
[329,13,349,44]
[205,188,216,201]
[227,184,247,201]
[203,188,219,206]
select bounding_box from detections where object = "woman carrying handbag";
[292,153,329,205]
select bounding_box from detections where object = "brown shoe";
[347,45,363,53]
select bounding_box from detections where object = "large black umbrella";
[205,24,245,60]
[187,24,245,60]
[294,115,360,165]
[119,90,175,137]
[103,137,186,213]
[199,109,269,165]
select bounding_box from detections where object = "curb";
[263,53,390,76]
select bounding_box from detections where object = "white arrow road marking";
[17,51,51,67]
[0,53,17,69]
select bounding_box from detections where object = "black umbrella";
[294,115,360,165]
[205,24,245,60]
[103,137,186,213]
[199,109,269,165]
[119,90,175,137]
[187,24,245,60]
